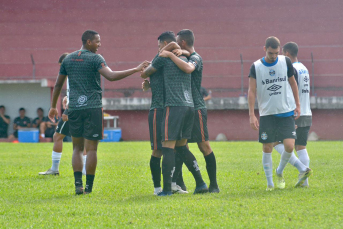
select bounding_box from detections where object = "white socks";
[276,150,292,175]
[82,155,87,175]
[297,149,310,185]
[274,144,307,173]
[51,151,62,171]
[262,152,274,187]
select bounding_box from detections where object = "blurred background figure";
[0,105,10,139]
[201,87,212,101]
[9,108,31,139]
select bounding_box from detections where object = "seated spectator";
[0,105,10,138]
[39,116,58,139]
[32,108,45,129]
[10,107,31,139]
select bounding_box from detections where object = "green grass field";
[1,141,342,228]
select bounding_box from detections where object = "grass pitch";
[0,141,342,228]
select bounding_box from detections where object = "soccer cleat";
[275,169,285,189]
[172,184,189,194]
[153,187,163,195]
[38,169,59,176]
[266,185,274,191]
[193,183,209,194]
[209,185,220,193]
[75,186,84,195]
[295,168,313,188]
[157,191,173,196]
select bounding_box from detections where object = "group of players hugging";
[45,29,312,195]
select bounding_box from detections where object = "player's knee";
[284,144,294,153]
[262,144,273,153]
[53,133,64,142]
[198,141,212,155]
[295,145,306,151]
[152,150,162,158]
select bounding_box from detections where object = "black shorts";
[68,108,103,141]
[148,108,163,150]
[259,115,296,143]
[55,118,70,137]
[188,108,209,143]
[0,132,8,138]
[295,126,310,146]
[162,106,194,141]
[45,127,55,138]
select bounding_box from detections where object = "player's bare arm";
[159,41,180,53]
[141,65,157,79]
[48,73,67,122]
[0,113,10,124]
[99,60,150,82]
[248,77,259,130]
[142,80,150,91]
[288,75,301,119]
[159,50,195,74]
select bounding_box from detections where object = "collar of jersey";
[262,57,278,67]
[190,52,197,56]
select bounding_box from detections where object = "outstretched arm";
[288,76,301,119]
[140,65,157,79]
[99,60,150,81]
[160,42,180,53]
[159,50,195,74]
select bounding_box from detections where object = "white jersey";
[254,55,296,116]
[293,62,312,116]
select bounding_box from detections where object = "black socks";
[204,152,218,188]
[85,174,95,193]
[150,155,161,188]
[175,145,205,187]
[161,147,175,192]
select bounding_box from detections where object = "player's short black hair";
[58,53,69,64]
[177,29,194,46]
[19,107,25,112]
[37,107,44,112]
[157,31,176,43]
[81,30,99,45]
[283,42,298,57]
[265,36,280,49]
[0,105,4,109]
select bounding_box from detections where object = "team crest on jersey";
[269,69,276,76]
[184,90,192,103]
[304,75,309,83]
[78,95,88,105]
[261,132,268,140]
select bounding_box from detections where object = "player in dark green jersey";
[141,31,208,196]
[49,30,150,195]
[159,29,219,193]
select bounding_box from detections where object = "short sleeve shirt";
[59,50,107,111]
[149,54,164,110]
[32,117,45,128]
[189,52,206,110]
[152,56,193,107]
[13,116,31,127]
[249,56,294,79]
[0,115,10,134]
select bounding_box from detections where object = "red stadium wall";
[1,0,343,141]
[106,109,343,141]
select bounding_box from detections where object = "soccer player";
[158,29,219,193]
[48,30,149,195]
[273,42,312,187]
[39,53,87,176]
[248,36,312,191]
[141,31,208,196]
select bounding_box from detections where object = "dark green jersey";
[149,54,164,110]
[59,50,107,111]
[152,56,193,107]
[189,52,205,110]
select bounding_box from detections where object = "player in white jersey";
[248,37,313,191]
[39,53,87,176]
[273,42,312,187]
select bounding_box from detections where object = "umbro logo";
[292,131,296,136]
[267,84,282,92]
